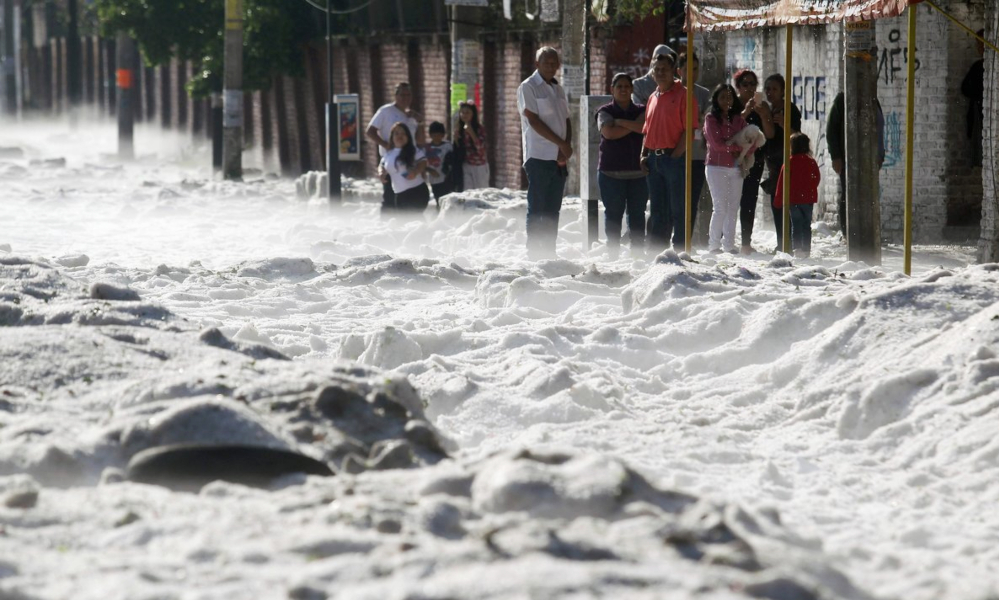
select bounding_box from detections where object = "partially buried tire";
[127,443,334,492]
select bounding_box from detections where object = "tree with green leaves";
[603,0,668,21]
[94,0,330,98]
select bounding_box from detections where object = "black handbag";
[760,176,777,196]
[452,136,467,166]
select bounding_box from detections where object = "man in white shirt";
[517,47,572,259]
[366,83,424,211]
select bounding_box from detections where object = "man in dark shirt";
[826,91,885,236]
[961,30,985,167]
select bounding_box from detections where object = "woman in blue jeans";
[596,73,647,257]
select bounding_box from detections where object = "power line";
[924,0,999,54]
[300,0,375,15]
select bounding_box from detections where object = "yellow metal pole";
[903,6,917,275]
[782,25,792,255]
[685,23,694,254]
[924,0,999,54]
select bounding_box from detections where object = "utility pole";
[222,0,243,180]
[325,0,341,200]
[12,0,19,118]
[1,0,15,116]
[844,20,881,264]
[561,0,585,195]
[211,92,222,172]
[1,0,23,118]
[116,31,135,160]
[66,0,82,123]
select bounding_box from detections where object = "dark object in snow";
[89,282,141,301]
[288,585,328,600]
[29,157,67,168]
[199,327,289,361]
[127,443,333,492]
[0,147,25,159]
[743,576,819,600]
[4,489,39,509]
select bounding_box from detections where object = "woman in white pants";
[703,84,751,253]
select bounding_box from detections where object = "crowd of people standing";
[365,44,828,259]
[588,45,816,258]
[365,85,495,216]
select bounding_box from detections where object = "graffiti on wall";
[739,38,758,68]
[791,75,828,122]
[883,110,903,168]
[695,36,724,76]
[879,29,920,84]
[722,37,759,84]
[610,48,652,82]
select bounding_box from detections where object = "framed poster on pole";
[334,94,360,161]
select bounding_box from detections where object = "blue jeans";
[790,204,814,254]
[645,153,687,250]
[598,172,648,250]
[690,160,705,233]
[523,158,566,256]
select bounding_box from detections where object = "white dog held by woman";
[727,124,766,178]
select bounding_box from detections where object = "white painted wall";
[716,1,986,245]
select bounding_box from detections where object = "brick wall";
[487,37,533,189]
[358,44,380,175]
[877,10,945,242]
[820,25,844,226]
[875,4,985,243]
[589,28,610,96]
[247,91,266,170]
[263,87,281,172]
[378,42,409,108]
[298,68,323,173]
[416,40,451,142]
[272,77,291,174]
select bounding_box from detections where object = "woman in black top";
[734,69,773,254]
[596,73,647,257]
[762,73,802,252]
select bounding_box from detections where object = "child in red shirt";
[774,133,820,257]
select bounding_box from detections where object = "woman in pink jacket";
[703,84,749,253]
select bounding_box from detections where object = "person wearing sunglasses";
[733,69,773,254]
[761,73,802,252]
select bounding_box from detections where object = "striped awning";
[686,0,918,31]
